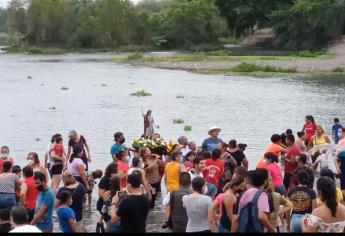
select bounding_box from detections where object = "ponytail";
[317,177,338,217]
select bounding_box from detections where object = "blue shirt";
[338,150,345,172]
[110,143,126,158]
[202,137,222,152]
[57,206,75,233]
[332,123,343,140]
[35,188,55,230]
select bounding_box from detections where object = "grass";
[230,63,297,73]
[184,125,192,131]
[173,119,184,124]
[332,67,345,73]
[130,90,152,97]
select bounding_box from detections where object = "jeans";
[291,213,304,233]
[275,185,285,196]
[0,193,16,210]
[206,182,217,198]
[106,221,121,233]
[216,222,230,233]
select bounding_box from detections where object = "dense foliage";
[0,0,345,50]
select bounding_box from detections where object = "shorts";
[283,172,292,190]
[216,222,230,233]
[0,193,16,210]
[291,213,304,233]
[106,221,121,233]
[51,164,63,175]
[275,185,285,196]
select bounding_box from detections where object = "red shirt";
[117,160,129,189]
[203,159,224,187]
[54,144,64,156]
[303,123,316,140]
[0,157,14,173]
[285,145,300,173]
[184,161,193,171]
[24,176,39,209]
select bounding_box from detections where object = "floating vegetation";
[176,95,185,99]
[101,83,108,87]
[173,119,184,124]
[49,106,56,110]
[61,86,69,90]
[184,125,192,131]
[35,138,41,142]
[27,76,32,79]
[130,90,152,97]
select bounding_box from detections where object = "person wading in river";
[67,130,91,171]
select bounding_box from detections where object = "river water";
[1,53,345,169]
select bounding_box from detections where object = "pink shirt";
[67,158,86,177]
[215,193,224,218]
[336,138,345,155]
[267,163,283,188]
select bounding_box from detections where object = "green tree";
[0,8,7,32]
[7,0,27,35]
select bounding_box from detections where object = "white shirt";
[315,153,329,169]
[181,146,191,158]
[10,225,42,233]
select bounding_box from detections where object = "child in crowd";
[56,191,78,233]
[50,137,66,167]
[86,169,103,205]
[0,209,12,233]
[332,118,343,144]
[184,151,195,171]
[313,150,329,172]
[12,165,22,205]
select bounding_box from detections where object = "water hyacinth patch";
[61,86,69,90]
[130,90,152,97]
[184,125,192,131]
[173,119,184,124]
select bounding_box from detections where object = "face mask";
[27,160,34,166]
[36,185,44,191]
[1,153,8,159]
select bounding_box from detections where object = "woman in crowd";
[308,125,331,150]
[67,130,91,170]
[302,115,317,145]
[0,146,14,173]
[203,148,224,199]
[56,173,87,232]
[115,150,129,191]
[287,170,317,232]
[56,191,78,233]
[302,177,345,232]
[208,175,245,233]
[296,131,307,153]
[182,176,212,233]
[228,140,248,169]
[218,142,237,192]
[265,152,284,196]
[67,145,90,191]
[96,162,118,232]
[20,166,38,222]
[164,150,186,193]
[26,152,49,183]
[0,161,21,209]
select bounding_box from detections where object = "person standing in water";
[67,130,91,171]
[142,110,158,139]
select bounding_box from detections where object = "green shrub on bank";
[127,53,144,60]
[231,63,297,73]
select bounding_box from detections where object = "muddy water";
[1,53,345,231]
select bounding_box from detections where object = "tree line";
[0,0,345,50]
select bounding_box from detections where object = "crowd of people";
[1,115,345,233]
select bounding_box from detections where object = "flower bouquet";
[132,138,167,155]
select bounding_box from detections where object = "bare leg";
[51,174,62,194]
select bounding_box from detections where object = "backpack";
[238,190,264,233]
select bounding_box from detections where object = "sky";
[0,0,141,8]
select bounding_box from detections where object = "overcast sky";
[0,0,141,8]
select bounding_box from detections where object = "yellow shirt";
[165,161,181,193]
[312,134,327,146]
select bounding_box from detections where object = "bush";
[333,67,345,73]
[231,63,297,73]
[127,52,144,60]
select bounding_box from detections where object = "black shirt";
[288,186,316,214]
[57,184,87,222]
[229,150,246,167]
[0,223,11,233]
[97,176,111,212]
[116,194,150,233]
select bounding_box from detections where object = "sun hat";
[68,130,77,137]
[208,126,221,134]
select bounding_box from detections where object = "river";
[1,53,345,169]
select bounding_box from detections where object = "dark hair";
[264,152,278,163]
[131,157,140,167]
[0,208,10,221]
[69,145,83,163]
[34,171,46,183]
[192,176,205,194]
[92,169,103,179]
[59,191,72,204]
[51,133,62,144]
[286,129,293,135]
[0,146,9,152]
[229,139,237,148]
[249,169,268,187]
[114,132,124,142]
[317,177,337,217]
[238,143,247,152]
[12,165,21,174]
[193,156,205,167]
[297,154,307,164]
[11,207,28,225]
[234,166,248,178]
[185,151,196,160]
[211,148,222,161]
[297,170,309,185]
[320,169,335,181]
[286,134,295,143]
[201,150,212,159]
[342,128,345,133]
[297,131,305,138]
[109,175,120,197]
[115,150,126,161]
[105,162,118,177]
[127,171,142,188]
[180,172,191,186]
[271,134,282,143]
[334,118,340,123]
[306,115,315,124]
[21,166,33,179]
[223,175,245,192]
[28,152,40,164]
[55,137,63,143]
[2,161,12,173]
